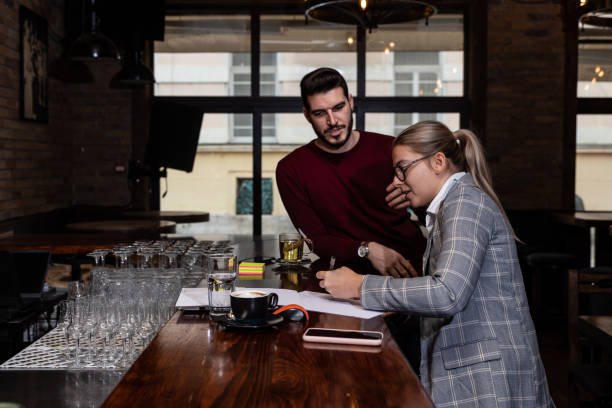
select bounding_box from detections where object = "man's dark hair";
[300,67,350,112]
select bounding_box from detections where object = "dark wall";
[0,0,133,224]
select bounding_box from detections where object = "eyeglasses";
[393,154,433,182]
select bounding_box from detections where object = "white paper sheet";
[298,291,383,319]
[176,288,209,309]
[176,288,383,319]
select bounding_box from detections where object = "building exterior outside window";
[154,13,465,234]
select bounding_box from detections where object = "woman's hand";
[316,267,364,299]
[385,183,411,210]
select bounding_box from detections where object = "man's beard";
[313,112,354,150]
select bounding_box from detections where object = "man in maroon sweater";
[276,67,427,277]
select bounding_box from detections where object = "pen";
[298,228,313,251]
[329,256,336,270]
[297,228,308,240]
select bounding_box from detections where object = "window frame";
[154,6,469,235]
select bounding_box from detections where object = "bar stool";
[568,266,612,408]
[526,252,576,325]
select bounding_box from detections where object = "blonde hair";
[394,120,519,241]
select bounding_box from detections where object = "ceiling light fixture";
[70,0,120,61]
[305,0,436,33]
[111,50,155,87]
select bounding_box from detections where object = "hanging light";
[111,50,155,87]
[306,0,436,33]
[70,0,120,60]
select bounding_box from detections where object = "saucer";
[217,313,284,330]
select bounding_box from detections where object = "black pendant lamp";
[70,0,120,60]
[111,50,155,87]
[306,0,436,33]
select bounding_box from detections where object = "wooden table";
[102,310,431,407]
[65,220,176,235]
[0,233,125,254]
[101,235,432,408]
[120,210,209,224]
[553,212,612,267]
[0,235,431,407]
[0,233,137,280]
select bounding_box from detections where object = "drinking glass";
[56,300,73,361]
[67,281,86,300]
[207,254,237,319]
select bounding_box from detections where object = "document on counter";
[176,288,383,319]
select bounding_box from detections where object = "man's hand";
[368,242,418,278]
[385,183,411,210]
[316,267,364,299]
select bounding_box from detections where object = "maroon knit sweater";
[276,130,426,273]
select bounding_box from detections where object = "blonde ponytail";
[453,129,519,241]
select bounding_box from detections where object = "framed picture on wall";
[19,6,48,123]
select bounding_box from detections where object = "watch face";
[358,245,367,257]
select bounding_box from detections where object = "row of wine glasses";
[53,239,236,369]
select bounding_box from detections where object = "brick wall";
[0,0,132,223]
[486,1,570,210]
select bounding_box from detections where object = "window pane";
[366,113,461,136]
[261,84,275,96]
[394,52,439,65]
[237,178,273,215]
[576,114,612,210]
[395,84,413,96]
[261,113,318,233]
[396,72,413,81]
[261,52,277,66]
[234,114,251,126]
[260,15,357,97]
[233,53,250,66]
[578,44,612,97]
[366,14,463,97]
[233,85,250,96]
[154,15,251,96]
[233,73,250,82]
[161,113,254,233]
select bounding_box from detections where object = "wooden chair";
[568,267,612,408]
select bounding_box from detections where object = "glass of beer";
[279,233,311,263]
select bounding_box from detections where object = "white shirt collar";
[425,172,466,232]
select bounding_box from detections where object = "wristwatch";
[357,241,369,258]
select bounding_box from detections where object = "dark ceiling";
[165,0,470,12]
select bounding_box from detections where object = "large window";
[576,28,612,210]
[154,9,467,235]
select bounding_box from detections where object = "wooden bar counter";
[102,235,432,408]
[103,310,430,407]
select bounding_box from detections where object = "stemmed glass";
[56,300,73,361]
[67,281,86,300]
[88,249,109,295]
[67,296,89,367]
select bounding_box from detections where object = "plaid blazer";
[361,174,555,408]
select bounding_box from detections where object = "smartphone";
[302,328,383,346]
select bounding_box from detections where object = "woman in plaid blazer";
[317,121,555,407]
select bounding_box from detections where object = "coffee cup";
[230,290,278,321]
